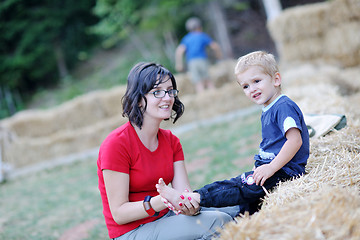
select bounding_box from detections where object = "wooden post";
[262,0,282,21]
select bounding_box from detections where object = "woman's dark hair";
[122,62,184,129]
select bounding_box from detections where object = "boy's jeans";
[195,168,290,214]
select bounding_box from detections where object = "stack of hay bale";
[0,86,127,169]
[268,0,360,68]
[218,0,360,239]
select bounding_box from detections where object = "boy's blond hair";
[234,51,279,77]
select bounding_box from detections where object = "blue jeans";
[195,169,291,214]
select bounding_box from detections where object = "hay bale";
[331,67,360,96]
[175,73,196,95]
[328,0,360,25]
[280,63,339,85]
[267,0,360,67]
[282,65,360,123]
[209,59,237,86]
[0,86,126,138]
[161,82,252,129]
[281,64,350,115]
[218,185,360,240]
[324,22,360,67]
[4,114,126,168]
[1,110,57,138]
[280,38,326,63]
[286,83,347,114]
[0,86,128,168]
[175,59,237,95]
[267,2,329,44]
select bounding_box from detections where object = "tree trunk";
[54,41,69,79]
[162,31,177,66]
[207,0,233,59]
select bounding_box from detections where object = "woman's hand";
[178,191,200,216]
[157,178,200,216]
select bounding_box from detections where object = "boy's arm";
[253,127,302,186]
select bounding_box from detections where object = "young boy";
[157,51,309,215]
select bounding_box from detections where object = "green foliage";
[91,0,207,49]
[0,86,24,118]
[91,0,143,48]
[27,46,139,109]
[232,1,250,11]
[0,0,99,108]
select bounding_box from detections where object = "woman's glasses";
[150,89,179,98]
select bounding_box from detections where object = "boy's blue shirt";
[181,32,212,62]
[254,95,309,176]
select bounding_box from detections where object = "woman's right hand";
[178,191,200,216]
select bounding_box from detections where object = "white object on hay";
[304,114,344,138]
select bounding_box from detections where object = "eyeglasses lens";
[153,90,178,98]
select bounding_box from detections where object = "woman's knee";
[201,210,233,228]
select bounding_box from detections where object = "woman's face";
[142,76,175,124]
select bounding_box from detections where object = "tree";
[0,0,99,94]
[206,0,233,59]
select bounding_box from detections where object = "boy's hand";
[253,164,276,186]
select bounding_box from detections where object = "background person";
[175,17,222,93]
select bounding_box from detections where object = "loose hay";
[217,127,360,240]
[218,185,360,240]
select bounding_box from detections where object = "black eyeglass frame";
[150,89,179,98]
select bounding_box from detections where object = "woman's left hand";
[179,192,200,216]
[161,195,200,216]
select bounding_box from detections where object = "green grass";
[0,111,261,240]
[181,113,261,189]
[0,160,107,240]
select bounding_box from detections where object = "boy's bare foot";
[156,178,184,210]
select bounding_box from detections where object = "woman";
[97,62,237,240]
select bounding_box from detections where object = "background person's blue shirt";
[254,95,310,176]
[181,32,213,62]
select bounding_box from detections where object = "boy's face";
[236,66,281,107]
